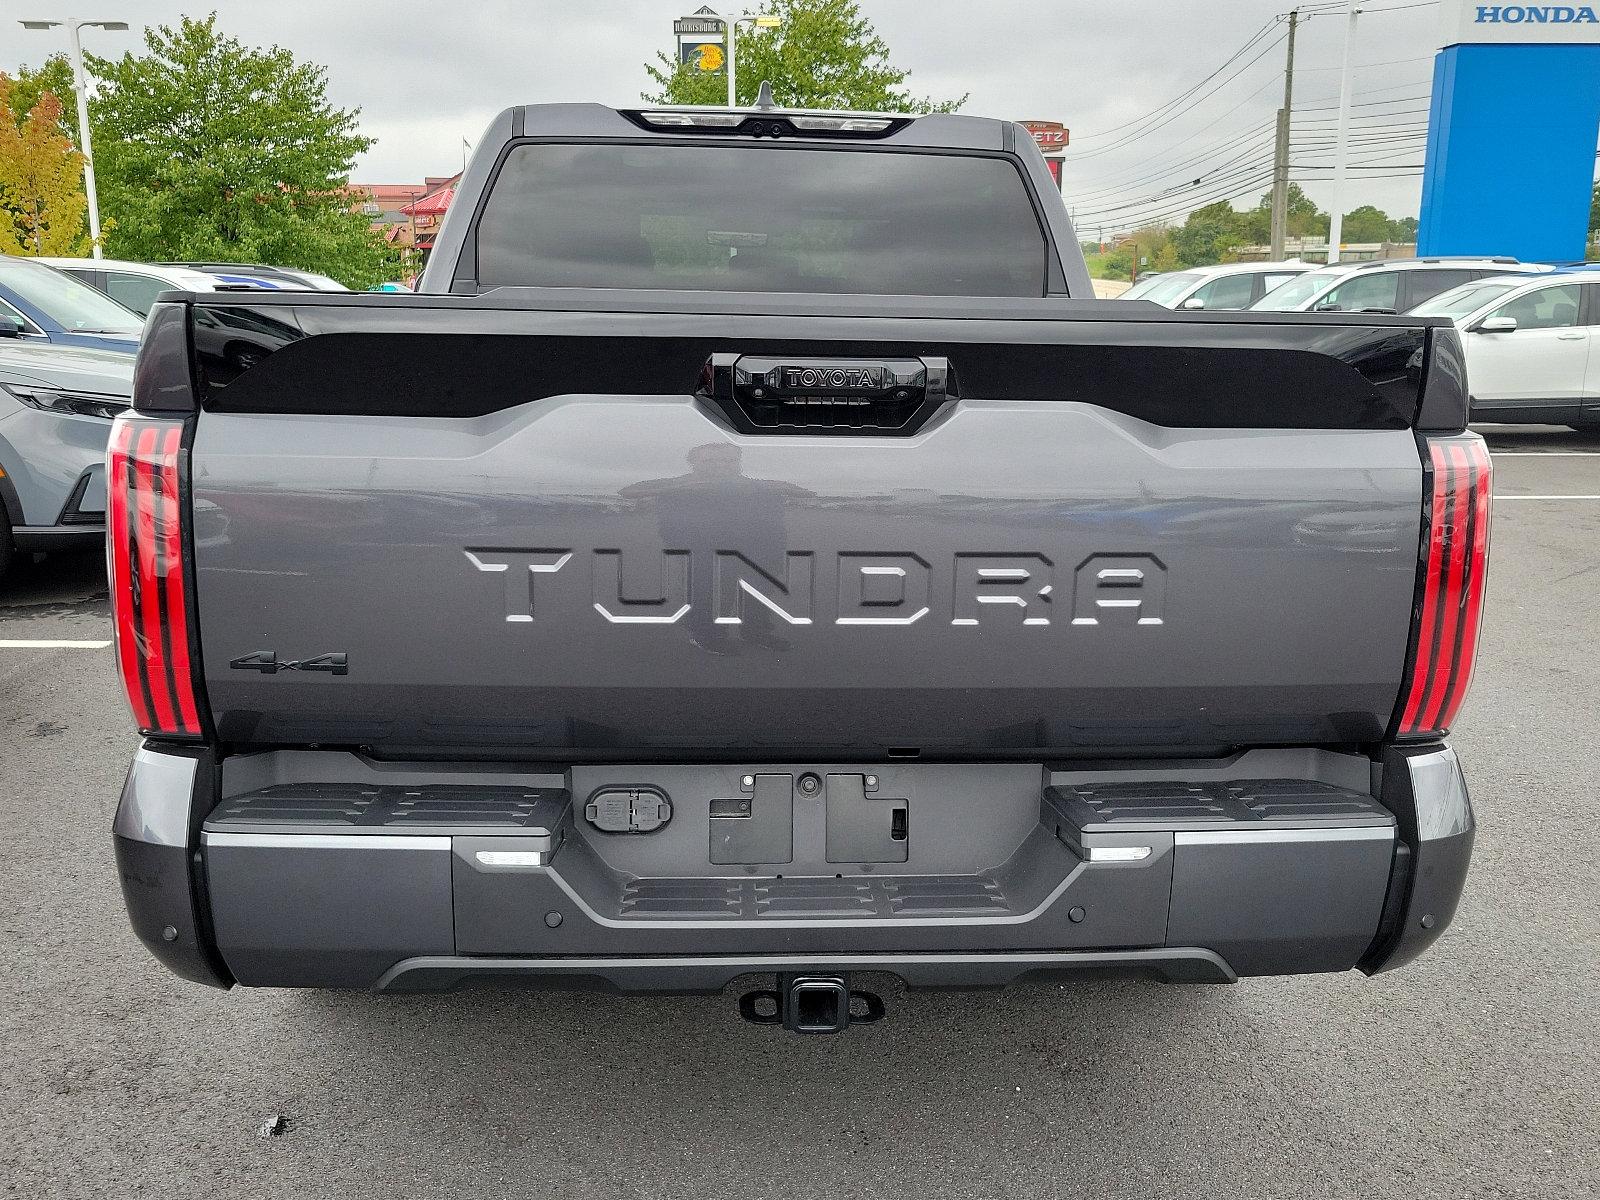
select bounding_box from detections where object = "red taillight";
[107,415,204,738]
[1396,435,1492,739]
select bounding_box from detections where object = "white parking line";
[1494,495,1600,501]
[0,639,111,649]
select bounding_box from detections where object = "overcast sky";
[1,0,1450,232]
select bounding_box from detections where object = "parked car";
[0,255,142,354]
[161,262,350,292]
[1120,261,1310,310]
[0,341,132,577]
[110,101,1480,1033]
[1410,271,1600,429]
[34,258,257,318]
[1249,255,1549,314]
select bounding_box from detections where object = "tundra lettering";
[464,547,1169,629]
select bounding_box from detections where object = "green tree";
[1589,184,1600,260]
[1251,183,1328,239]
[1235,201,1270,247]
[1171,200,1245,267]
[1150,241,1180,273]
[1103,225,1176,281]
[1339,204,1393,244]
[5,56,76,141]
[644,0,964,112]
[0,77,88,255]
[1095,244,1134,281]
[84,16,398,287]
[1390,215,1418,243]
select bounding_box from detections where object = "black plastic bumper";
[376,949,1236,993]
[1359,742,1476,975]
[112,745,231,989]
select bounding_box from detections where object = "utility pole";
[1269,8,1300,261]
[19,17,128,259]
[1325,0,1360,264]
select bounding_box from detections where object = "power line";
[1069,28,1290,161]
[1297,92,1431,111]
[1089,165,1427,237]
[1075,134,1431,224]
[1292,163,1426,170]
[1359,0,1440,13]
[1066,4,1440,236]
[1067,123,1430,214]
[1091,177,1281,232]
[1076,151,1424,225]
[1093,160,1428,234]
[1075,161,1282,220]
[1066,121,1429,212]
[1063,120,1275,202]
[1297,54,1431,72]
[1066,81,1434,205]
[1301,78,1431,102]
[1072,16,1281,142]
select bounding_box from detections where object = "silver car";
[0,340,133,577]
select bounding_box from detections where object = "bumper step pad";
[205,782,569,833]
[1048,778,1393,831]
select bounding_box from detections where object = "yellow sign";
[695,41,725,71]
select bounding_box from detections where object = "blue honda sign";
[1419,1,1600,260]
[1469,6,1598,25]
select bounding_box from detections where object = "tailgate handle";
[700,354,953,436]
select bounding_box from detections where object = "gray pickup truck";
[109,101,1487,1034]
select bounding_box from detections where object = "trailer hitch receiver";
[739,973,885,1034]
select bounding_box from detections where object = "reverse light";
[107,414,204,738]
[1395,435,1492,740]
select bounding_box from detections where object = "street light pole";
[19,17,128,260]
[718,11,781,108]
[64,21,102,258]
[1325,0,1360,265]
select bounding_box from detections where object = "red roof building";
[399,174,462,258]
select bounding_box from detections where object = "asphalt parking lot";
[2,426,1596,1200]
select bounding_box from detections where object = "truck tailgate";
[183,296,1433,757]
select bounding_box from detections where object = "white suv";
[1249,257,1550,315]
[34,259,250,318]
[1412,271,1599,430]
[1120,261,1310,310]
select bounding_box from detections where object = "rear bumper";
[11,523,104,552]
[112,744,1474,994]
